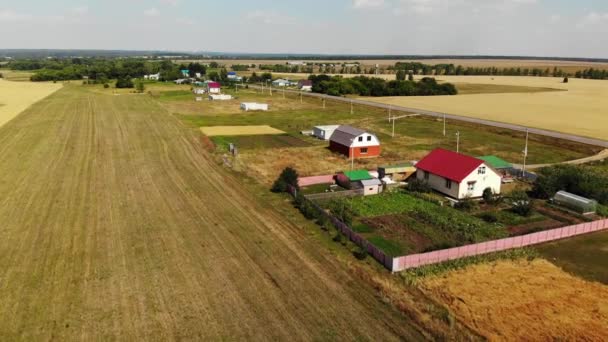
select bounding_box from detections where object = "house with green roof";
[477,155,512,170]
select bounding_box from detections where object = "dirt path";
[513,149,608,170]
[0,86,423,340]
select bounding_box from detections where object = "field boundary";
[392,219,608,272]
[249,85,608,148]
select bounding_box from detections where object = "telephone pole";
[456,131,460,153]
[443,114,446,136]
[522,128,529,178]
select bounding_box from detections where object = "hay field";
[360,76,608,140]
[201,125,285,136]
[0,79,62,127]
[0,85,423,340]
[422,259,608,341]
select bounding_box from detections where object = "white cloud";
[144,8,160,17]
[352,0,385,10]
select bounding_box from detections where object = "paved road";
[250,85,608,148]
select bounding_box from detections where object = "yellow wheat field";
[0,80,63,128]
[360,76,608,140]
[200,125,285,136]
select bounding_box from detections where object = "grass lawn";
[211,134,310,151]
[536,230,608,285]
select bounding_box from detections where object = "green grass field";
[454,83,564,95]
[536,231,608,285]
[211,134,311,150]
[0,84,426,340]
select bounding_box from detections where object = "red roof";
[415,148,484,182]
[208,82,221,88]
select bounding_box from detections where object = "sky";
[1,0,608,57]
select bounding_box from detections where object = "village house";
[298,80,313,91]
[272,79,290,87]
[329,125,381,158]
[415,148,502,199]
[207,82,221,94]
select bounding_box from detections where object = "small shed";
[378,163,416,181]
[209,94,233,101]
[313,125,340,140]
[336,169,373,189]
[360,179,383,196]
[553,191,598,214]
[193,88,206,95]
[240,103,269,111]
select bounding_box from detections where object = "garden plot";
[200,125,286,136]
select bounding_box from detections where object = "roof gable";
[330,125,374,146]
[416,148,484,182]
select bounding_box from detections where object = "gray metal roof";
[360,179,382,186]
[330,125,366,146]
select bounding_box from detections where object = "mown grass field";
[0,85,425,340]
[0,79,62,127]
[536,230,608,284]
[157,86,596,184]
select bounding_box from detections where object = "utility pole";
[300,91,303,104]
[283,87,285,99]
[392,116,395,138]
[269,82,272,96]
[456,131,460,153]
[322,97,326,109]
[388,105,392,122]
[522,128,529,178]
[350,100,354,115]
[443,114,446,136]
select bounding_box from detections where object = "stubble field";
[0,85,424,340]
[0,79,62,127]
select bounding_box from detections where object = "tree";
[408,73,414,81]
[396,69,406,81]
[271,167,299,193]
[135,79,145,93]
[115,76,134,88]
[563,76,569,83]
[510,190,533,216]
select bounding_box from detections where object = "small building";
[553,191,597,214]
[329,125,381,158]
[209,94,233,101]
[415,148,502,199]
[378,163,416,182]
[144,73,160,80]
[361,179,383,196]
[272,79,290,87]
[207,82,221,94]
[298,80,313,91]
[336,169,372,189]
[180,69,190,77]
[193,88,206,95]
[313,125,340,140]
[240,102,269,111]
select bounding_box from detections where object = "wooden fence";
[391,219,608,272]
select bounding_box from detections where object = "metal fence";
[391,219,608,272]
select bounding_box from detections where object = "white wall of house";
[350,133,380,148]
[416,163,502,199]
[416,170,460,198]
[458,165,502,198]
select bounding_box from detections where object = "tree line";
[308,75,457,97]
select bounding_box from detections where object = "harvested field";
[360,76,608,140]
[201,125,285,136]
[211,134,310,150]
[0,79,62,127]
[0,85,424,340]
[422,259,608,341]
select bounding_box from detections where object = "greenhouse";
[553,191,598,214]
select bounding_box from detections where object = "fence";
[287,185,391,269]
[304,189,363,201]
[391,218,608,272]
[298,175,335,187]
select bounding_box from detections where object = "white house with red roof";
[207,82,221,94]
[415,148,501,199]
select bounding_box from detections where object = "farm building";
[313,125,340,140]
[298,80,313,91]
[336,169,373,189]
[361,179,383,196]
[415,148,501,199]
[207,82,221,94]
[378,163,416,182]
[272,79,290,87]
[144,73,160,80]
[240,103,269,111]
[329,125,381,158]
[209,94,233,101]
[193,88,206,95]
[553,191,597,214]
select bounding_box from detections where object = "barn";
[240,103,269,111]
[329,125,381,158]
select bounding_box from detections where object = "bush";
[103,83,109,89]
[479,212,498,223]
[531,164,608,204]
[454,197,478,212]
[407,178,432,193]
[353,246,368,260]
[271,167,299,193]
[116,76,134,88]
[510,190,533,216]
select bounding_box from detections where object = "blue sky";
[1,0,608,57]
